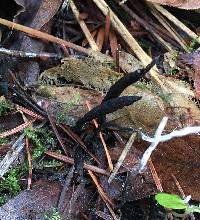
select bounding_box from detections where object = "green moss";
[0,137,8,145]
[0,165,28,205]
[0,100,12,117]
[186,37,199,53]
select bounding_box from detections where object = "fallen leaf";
[147,0,200,9]
[12,0,62,86]
[0,180,61,220]
[136,135,200,201]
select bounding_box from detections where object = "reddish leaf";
[147,0,200,9]
[136,135,200,201]
[0,180,61,220]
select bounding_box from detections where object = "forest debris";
[136,135,200,201]
[69,0,99,51]
[150,3,200,42]
[61,183,93,219]
[25,137,32,190]
[12,0,62,86]
[91,0,152,65]
[39,56,200,133]
[148,4,187,50]
[0,18,113,63]
[117,0,173,51]
[0,134,25,178]
[45,151,110,176]
[88,170,118,220]
[178,50,200,99]
[86,100,114,171]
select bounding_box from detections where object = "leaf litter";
[0,0,200,219]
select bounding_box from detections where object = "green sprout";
[155,193,200,218]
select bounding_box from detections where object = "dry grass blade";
[148,3,187,50]
[108,132,137,183]
[117,0,173,51]
[25,137,32,190]
[151,3,200,42]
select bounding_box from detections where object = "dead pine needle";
[88,170,118,220]
[85,100,114,171]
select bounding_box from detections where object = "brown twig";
[0,18,111,62]
[17,106,45,120]
[88,170,118,220]
[45,151,109,176]
[148,159,163,192]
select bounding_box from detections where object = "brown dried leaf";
[136,135,200,201]
[147,0,200,9]
[13,0,62,86]
[0,180,61,220]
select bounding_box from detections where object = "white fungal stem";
[130,117,168,177]
[138,116,168,172]
[141,126,200,143]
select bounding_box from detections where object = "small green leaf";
[155,193,187,209]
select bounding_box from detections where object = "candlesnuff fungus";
[74,96,142,132]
